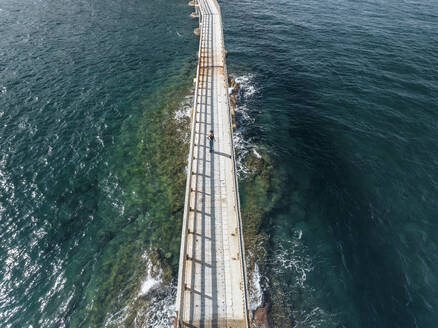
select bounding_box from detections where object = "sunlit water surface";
[1,0,438,327]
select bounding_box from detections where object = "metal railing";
[211,1,250,326]
[175,0,203,324]
[175,0,249,326]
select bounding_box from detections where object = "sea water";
[1,0,437,327]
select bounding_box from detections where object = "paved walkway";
[175,0,249,327]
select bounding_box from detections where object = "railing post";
[176,2,250,327]
[175,1,204,324]
[212,0,251,326]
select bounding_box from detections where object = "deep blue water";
[1,0,438,327]
[223,0,438,326]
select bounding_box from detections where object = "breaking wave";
[271,230,313,289]
[104,250,176,328]
[230,73,261,176]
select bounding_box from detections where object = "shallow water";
[1,0,438,327]
[0,0,196,326]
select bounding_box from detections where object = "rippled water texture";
[1,0,438,327]
[0,0,196,326]
[222,0,438,327]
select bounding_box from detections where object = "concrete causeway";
[175,0,249,327]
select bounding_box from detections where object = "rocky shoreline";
[88,73,285,327]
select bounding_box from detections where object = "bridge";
[175,0,250,327]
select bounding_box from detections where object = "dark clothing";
[208,133,215,153]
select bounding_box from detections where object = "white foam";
[274,231,313,289]
[231,73,257,124]
[136,283,176,327]
[103,75,262,327]
[233,130,252,176]
[235,104,255,124]
[174,94,193,122]
[252,148,262,159]
[139,275,161,296]
[105,304,130,328]
[104,250,177,328]
[174,104,191,121]
[136,253,176,327]
[230,73,260,177]
[249,262,263,310]
[138,250,163,297]
[234,74,257,99]
[96,135,104,147]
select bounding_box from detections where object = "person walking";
[207,130,216,153]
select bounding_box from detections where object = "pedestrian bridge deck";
[175,0,249,327]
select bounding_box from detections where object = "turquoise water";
[0,0,196,326]
[1,0,438,327]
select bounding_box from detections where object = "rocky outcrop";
[253,295,273,328]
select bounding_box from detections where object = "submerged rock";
[253,295,273,328]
